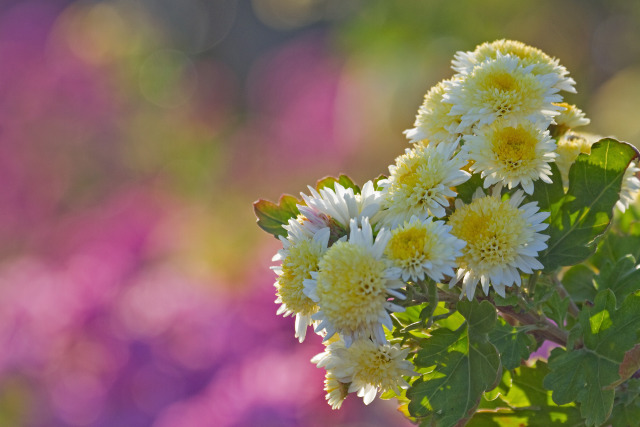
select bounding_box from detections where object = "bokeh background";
[0,0,639,426]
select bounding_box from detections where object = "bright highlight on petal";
[465,119,557,194]
[448,189,550,299]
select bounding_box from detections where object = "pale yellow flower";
[448,188,550,299]
[445,54,563,129]
[404,79,467,145]
[464,119,557,194]
[272,226,330,342]
[312,337,416,406]
[452,39,576,93]
[304,218,405,347]
[378,141,470,226]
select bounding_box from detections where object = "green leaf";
[393,303,426,326]
[407,300,501,427]
[561,264,597,303]
[455,172,484,204]
[467,363,582,426]
[594,255,640,304]
[542,292,570,327]
[593,231,640,268]
[491,293,520,307]
[543,290,640,426]
[253,194,302,238]
[610,402,640,427]
[609,378,640,427]
[315,174,361,194]
[528,161,565,212]
[433,307,466,331]
[538,138,638,271]
[488,318,535,370]
[609,379,640,427]
[544,348,617,426]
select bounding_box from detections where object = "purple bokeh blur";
[0,1,410,425]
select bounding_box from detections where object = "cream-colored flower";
[552,102,590,130]
[385,216,465,282]
[452,39,576,93]
[304,218,405,347]
[448,188,550,299]
[323,372,349,409]
[554,131,597,187]
[445,53,563,129]
[378,141,470,227]
[272,227,330,342]
[464,119,557,194]
[617,161,640,212]
[312,337,416,406]
[403,79,467,146]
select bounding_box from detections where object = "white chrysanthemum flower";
[378,142,470,227]
[464,119,557,194]
[555,132,597,187]
[323,372,350,409]
[312,338,416,406]
[297,181,382,239]
[452,39,576,93]
[445,53,563,129]
[272,227,330,342]
[403,79,468,146]
[617,161,640,212]
[448,188,550,300]
[552,102,590,131]
[384,216,465,282]
[304,218,405,347]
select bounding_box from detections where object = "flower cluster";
[265,39,640,410]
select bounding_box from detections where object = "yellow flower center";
[492,125,537,171]
[449,196,527,273]
[393,147,445,190]
[385,225,434,270]
[490,71,517,91]
[316,242,387,333]
[277,239,322,315]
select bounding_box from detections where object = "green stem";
[526,271,540,296]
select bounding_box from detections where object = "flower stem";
[495,303,568,346]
